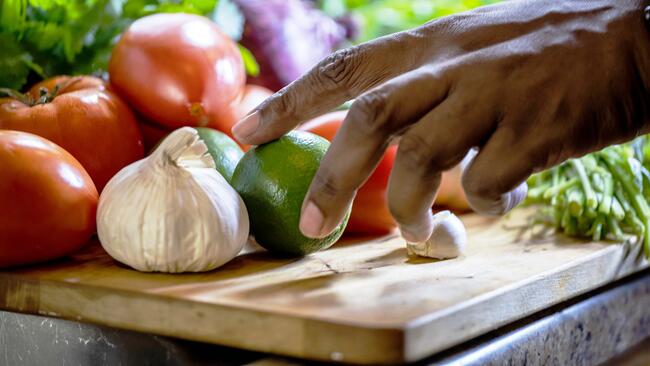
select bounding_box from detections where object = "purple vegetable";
[234,0,358,91]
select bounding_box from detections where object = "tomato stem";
[0,77,82,106]
[37,87,50,104]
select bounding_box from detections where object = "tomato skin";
[0,76,144,191]
[301,111,398,235]
[234,85,273,151]
[109,13,245,136]
[437,164,470,212]
[347,146,398,234]
[235,85,274,120]
[0,131,98,268]
[137,85,272,153]
[138,118,171,154]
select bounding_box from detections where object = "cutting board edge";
[401,242,649,362]
[0,273,409,365]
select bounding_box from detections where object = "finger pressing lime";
[231,131,349,256]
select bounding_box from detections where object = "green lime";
[231,131,349,256]
[153,127,244,183]
[195,127,244,183]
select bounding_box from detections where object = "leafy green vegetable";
[238,44,260,77]
[122,0,217,18]
[318,0,501,43]
[526,139,650,259]
[0,33,34,89]
[1,0,126,89]
[0,0,243,90]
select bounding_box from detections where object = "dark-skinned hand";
[232,0,650,243]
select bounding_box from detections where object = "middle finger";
[387,93,497,242]
[299,68,452,238]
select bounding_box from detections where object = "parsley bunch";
[0,0,221,90]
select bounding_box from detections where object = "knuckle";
[463,167,514,201]
[316,47,363,95]
[346,90,391,138]
[262,87,295,120]
[398,134,433,171]
[398,134,460,174]
[423,13,469,37]
[356,90,388,114]
[463,173,496,199]
[275,90,294,116]
[311,169,345,201]
[462,172,523,216]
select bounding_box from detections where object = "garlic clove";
[406,210,467,259]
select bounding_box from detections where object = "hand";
[232,0,650,243]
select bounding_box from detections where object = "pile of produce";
[0,7,266,270]
[0,0,492,271]
[526,139,650,259]
[6,0,644,271]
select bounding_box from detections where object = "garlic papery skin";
[97,127,249,273]
[406,211,467,259]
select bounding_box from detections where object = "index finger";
[231,31,425,145]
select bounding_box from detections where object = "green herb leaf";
[238,44,259,77]
[320,0,501,43]
[0,32,31,90]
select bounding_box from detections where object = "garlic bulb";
[406,211,467,259]
[97,127,249,273]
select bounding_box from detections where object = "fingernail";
[300,201,324,238]
[232,111,260,141]
[506,182,528,211]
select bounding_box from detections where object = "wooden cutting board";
[0,209,647,365]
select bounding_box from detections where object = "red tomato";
[437,164,470,212]
[0,131,98,268]
[0,76,144,191]
[301,111,397,235]
[109,13,245,136]
[235,85,274,120]
[138,119,171,154]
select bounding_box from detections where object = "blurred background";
[0,0,500,91]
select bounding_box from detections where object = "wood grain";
[0,209,647,364]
